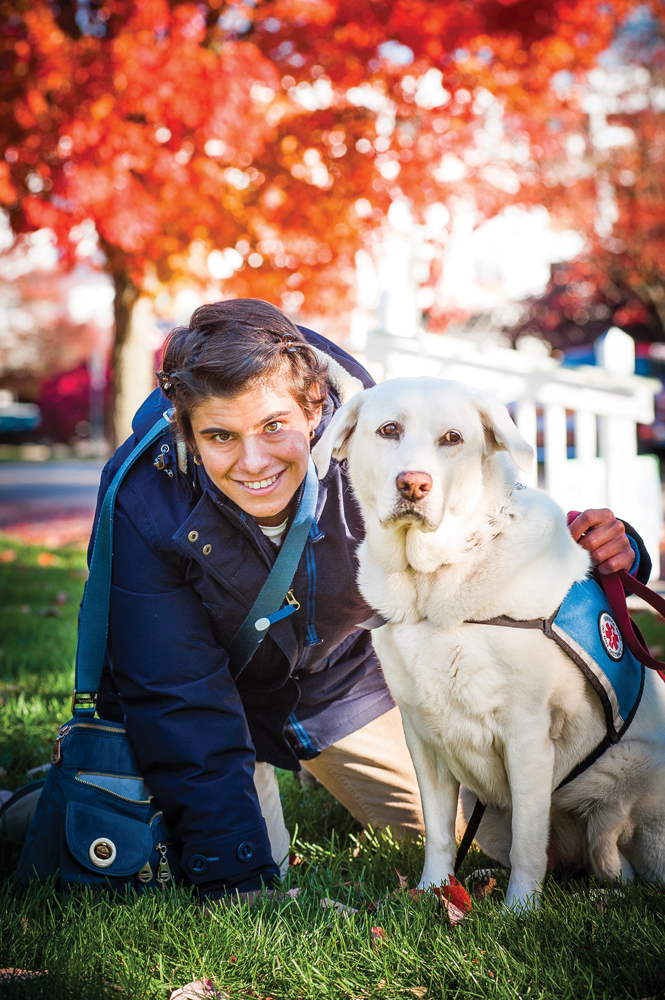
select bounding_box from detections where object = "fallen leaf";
[441,876,473,913]
[378,979,387,990]
[432,879,471,926]
[406,888,426,902]
[440,898,467,926]
[473,877,496,901]
[286,887,301,898]
[320,897,358,917]
[0,970,44,981]
[370,926,386,950]
[169,980,228,1000]
[289,852,304,866]
[409,989,427,998]
[390,867,409,891]
[228,956,236,964]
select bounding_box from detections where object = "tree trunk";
[111,270,157,447]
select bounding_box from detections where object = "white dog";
[313,376,665,908]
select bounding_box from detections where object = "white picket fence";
[364,325,663,576]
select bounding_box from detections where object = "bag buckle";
[254,590,301,632]
[285,589,300,610]
[71,690,97,715]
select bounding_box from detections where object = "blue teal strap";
[73,416,171,715]
[227,457,319,679]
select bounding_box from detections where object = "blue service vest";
[551,578,645,743]
[468,575,645,785]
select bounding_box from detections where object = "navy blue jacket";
[92,331,395,898]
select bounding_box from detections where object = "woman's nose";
[237,436,271,474]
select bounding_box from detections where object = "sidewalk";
[0,461,104,549]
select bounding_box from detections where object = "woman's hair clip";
[276,333,300,353]
[157,370,174,391]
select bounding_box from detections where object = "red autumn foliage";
[432,875,473,913]
[3,0,664,421]
[2,1,651,313]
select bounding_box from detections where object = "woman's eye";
[265,421,283,433]
[377,422,400,439]
[440,430,462,445]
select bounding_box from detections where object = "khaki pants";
[254,706,425,873]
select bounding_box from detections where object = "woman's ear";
[312,392,366,478]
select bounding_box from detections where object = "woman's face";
[189,382,322,525]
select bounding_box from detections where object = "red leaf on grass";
[431,877,472,926]
[434,876,472,912]
[370,926,387,949]
[406,888,426,901]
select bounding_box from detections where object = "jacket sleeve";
[106,489,280,898]
[621,520,652,585]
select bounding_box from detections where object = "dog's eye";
[440,430,462,446]
[377,422,401,440]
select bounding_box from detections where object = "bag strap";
[226,456,318,678]
[73,417,319,715]
[73,415,172,714]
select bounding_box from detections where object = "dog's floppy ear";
[472,390,534,473]
[312,391,367,478]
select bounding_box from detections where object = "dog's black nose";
[396,471,432,501]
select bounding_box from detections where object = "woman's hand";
[568,509,634,575]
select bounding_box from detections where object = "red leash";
[567,511,665,682]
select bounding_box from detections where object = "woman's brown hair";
[158,299,329,447]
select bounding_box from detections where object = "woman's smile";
[238,471,282,492]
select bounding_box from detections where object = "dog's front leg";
[504,723,554,910]
[401,710,460,889]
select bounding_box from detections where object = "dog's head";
[313,377,533,536]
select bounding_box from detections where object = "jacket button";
[202,544,212,556]
[237,841,254,863]
[188,530,198,542]
[187,854,209,875]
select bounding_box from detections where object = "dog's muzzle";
[383,499,437,531]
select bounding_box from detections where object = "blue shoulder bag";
[14,416,318,892]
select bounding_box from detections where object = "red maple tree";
[0,0,652,438]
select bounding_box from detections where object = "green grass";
[1,536,665,1000]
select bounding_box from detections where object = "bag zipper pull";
[137,859,153,884]
[156,842,172,885]
[50,724,72,764]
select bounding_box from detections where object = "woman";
[94,298,647,903]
